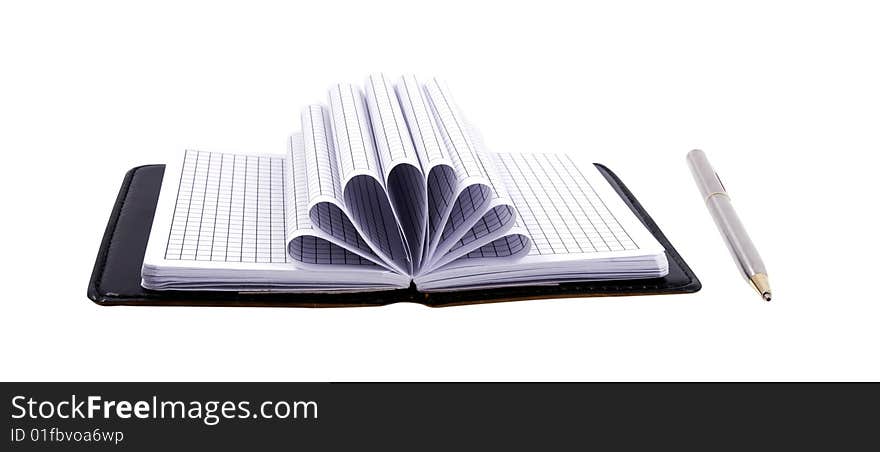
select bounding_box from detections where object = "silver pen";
[686,149,771,301]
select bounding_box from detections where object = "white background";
[1,1,878,381]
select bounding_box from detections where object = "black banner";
[3,383,878,450]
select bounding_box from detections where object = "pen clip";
[714,172,726,192]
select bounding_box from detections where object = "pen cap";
[686,149,726,200]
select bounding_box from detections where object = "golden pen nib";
[749,273,771,302]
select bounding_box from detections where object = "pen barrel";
[706,196,766,279]
[686,149,726,199]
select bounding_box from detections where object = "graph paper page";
[286,133,384,267]
[327,83,383,185]
[395,74,457,261]
[420,77,517,264]
[141,149,412,291]
[327,81,410,273]
[414,152,667,290]
[162,149,289,264]
[363,73,421,178]
[463,152,662,263]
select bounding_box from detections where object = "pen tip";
[763,292,772,302]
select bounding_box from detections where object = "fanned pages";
[394,75,457,266]
[287,129,384,267]
[417,77,520,271]
[363,73,428,271]
[327,83,410,274]
[415,153,667,291]
[141,73,668,293]
[141,150,410,292]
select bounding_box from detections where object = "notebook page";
[301,105,343,204]
[424,77,490,182]
[363,73,421,178]
[423,77,495,258]
[395,74,451,167]
[285,134,380,267]
[328,83,383,185]
[297,108,384,264]
[414,152,667,290]
[427,198,531,269]
[163,150,289,264]
[327,83,410,273]
[421,78,518,268]
[395,74,458,262]
[500,152,638,255]
[142,149,412,292]
[364,73,428,268]
[461,152,662,265]
[439,125,519,255]
[425,151,527,269]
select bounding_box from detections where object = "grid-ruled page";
[164,150,289,263]
[294,116,380,259]
[464,234,530,258]
[328,83,381,180]
[423,77,489,181]
[495,152,638,255]
[286,136,313,237]
[365,73,418,169]
[286,134,377,266]
[396,74,448,165]
[396,74,458,241]
[448,205,515,251]
[301,105,343,201]
[423,78,514,250]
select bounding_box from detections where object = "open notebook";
[142,75,668,293]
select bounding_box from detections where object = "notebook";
[141,74,669,293]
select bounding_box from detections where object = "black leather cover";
[88,164,700,307]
